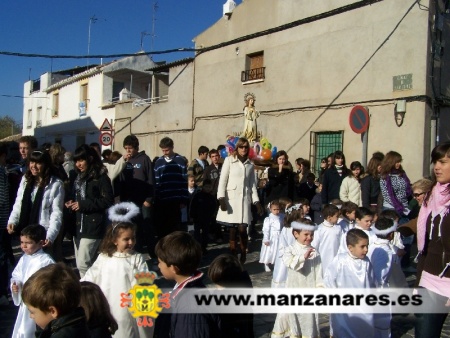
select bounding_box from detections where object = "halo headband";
[108,202,140,224]
[372,221,398,236]
[291,221,318,232]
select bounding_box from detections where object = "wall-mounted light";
[235,47,240,55]
[394,100,406,127]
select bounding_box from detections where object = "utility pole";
[87,15,98,67]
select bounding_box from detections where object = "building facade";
[23,0,450,181]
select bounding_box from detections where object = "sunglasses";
[413,192,425,198]
[238,145,249,149]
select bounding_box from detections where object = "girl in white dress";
[82,202,152,338]
[272,219,323,338]
[271,203,304,288]
[260,201,282,272]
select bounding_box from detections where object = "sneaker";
[0,295,9,307]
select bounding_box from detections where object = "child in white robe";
[260,201,282,272]
[11,225,55,338]
[368,217,397,338]
[82,203,152,338]
[271,203,302,288]
[324,228,376,338]
[338,201,358,232]
[338,207,377,254]
[272,219,323,338]
[311,204,341,278]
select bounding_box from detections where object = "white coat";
[339,176,362,206]
[216,155,259,225]
[8,176,64,243]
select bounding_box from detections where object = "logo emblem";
[120,268,170,327]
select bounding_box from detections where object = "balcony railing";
[132,95,169,107]
[241,67,265,82]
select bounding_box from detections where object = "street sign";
[100,118,112,131]
[349,105,369,134]
[100,132,113,146]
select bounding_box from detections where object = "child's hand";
[7,224,15,234]
[12,282,19,294]
[304,248,315,259]
[264,241,270,246]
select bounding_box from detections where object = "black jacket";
[75,172,114,239]
[39,307,91,338]
[360,175,381,208]
[321,166,347,204]
[154,272,222,338]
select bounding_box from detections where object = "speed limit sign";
[100,132,113,146]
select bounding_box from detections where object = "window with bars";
[241,52,265,82]
[309,131,344,177]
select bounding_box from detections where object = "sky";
[0,0,236,124]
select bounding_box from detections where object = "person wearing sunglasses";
[216,137,263,263]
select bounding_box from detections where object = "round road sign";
[349,105,369,134]
[100,132,113,146]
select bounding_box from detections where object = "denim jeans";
[415,289,449,338]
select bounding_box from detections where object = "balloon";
[260,137,270,149]
[266,143,272,150]
[261,149,272,161]
[253,142,262,156]
[226,137,235,148]
[227,146,234,154]
[248,147,256,159]
[271,147,278,159]
[220,148,228,158]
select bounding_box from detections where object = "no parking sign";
[349,106,369,134]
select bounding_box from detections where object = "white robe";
[260,213,282,264]
[272,241,323,338]
[82,252,153,338]
[311,221,342,277]
[368,238,395,338]
[11,249,55,338]
[324,253,376,338]
[271,225,295,288]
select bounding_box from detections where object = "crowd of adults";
[1,134,450,336]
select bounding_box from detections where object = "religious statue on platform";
[241,92,260,142]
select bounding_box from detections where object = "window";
[241,52,265,82]
[36,106,42,127]
[80,82,89,111]
[112,81,125,102]
[27,109,32,129]
[52,93,59,118]
[310,131,344,177]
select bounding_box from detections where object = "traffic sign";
[349,105,369,134]
[100,118,113,131]
[100,132,113,146]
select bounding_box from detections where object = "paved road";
[1,228,449,338]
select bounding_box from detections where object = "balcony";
[241,67,265,83]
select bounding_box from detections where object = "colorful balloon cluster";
[219,136,278,161]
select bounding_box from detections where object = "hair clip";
[285,203,302,214]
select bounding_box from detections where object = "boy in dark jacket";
[22,263,90,338]
[154,231,221,338]
[190,179,217,253]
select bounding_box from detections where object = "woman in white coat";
[7,150,64,252]
[217,137,263,263]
